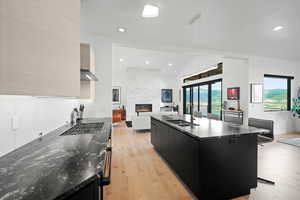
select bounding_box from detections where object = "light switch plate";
[11,116,19,131]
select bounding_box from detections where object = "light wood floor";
[104,122,300,200]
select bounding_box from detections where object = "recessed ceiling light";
[119,58,124,62]
[273,26,283,31]
[145,60,150,65]
[117,27,126,33]
[142,4,159,18]
[168,62,173,67]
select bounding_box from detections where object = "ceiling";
[113,46,196,74]
[81,0,300,61]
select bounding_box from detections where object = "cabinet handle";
[101,144,112,186]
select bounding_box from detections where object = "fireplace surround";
[135,104,152,116]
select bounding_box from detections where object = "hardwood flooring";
[104,122,300,200]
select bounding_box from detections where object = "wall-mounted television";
[227,87,240,100]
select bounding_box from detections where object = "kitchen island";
[151,115,268,200]
[0,118,111,200]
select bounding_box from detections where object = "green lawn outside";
[264,89,287,111]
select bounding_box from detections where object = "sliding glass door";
[184,87,191,114]
[193,86,199,112]
[211,81,222,115]
[199,85,208,116]
[183,79,222,117]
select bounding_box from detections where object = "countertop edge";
[150,115,265,141]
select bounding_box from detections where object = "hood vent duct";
[80,69,98,81]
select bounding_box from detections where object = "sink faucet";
[79,104,85,119]
[70,108,79,125]
[190,105,194,128]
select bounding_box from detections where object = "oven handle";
[101,145,112,186]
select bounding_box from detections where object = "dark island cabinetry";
[151,117,257,200]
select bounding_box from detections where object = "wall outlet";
[11,116,19,131]
[38,132,43,141]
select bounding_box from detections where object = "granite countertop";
[0,118,111,200]
[151,114,269,140]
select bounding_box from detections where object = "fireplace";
[135,104,152,116]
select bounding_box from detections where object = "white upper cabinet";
[0,0,80,97]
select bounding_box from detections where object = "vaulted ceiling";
[81,0,300,61]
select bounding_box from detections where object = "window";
[264,74,293,111]
[183,79,222,117]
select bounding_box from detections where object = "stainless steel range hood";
[80,69,98,81]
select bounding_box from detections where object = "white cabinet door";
[0,0,80,97]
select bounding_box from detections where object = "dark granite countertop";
[0,118,111,200]
[151,114,269,141]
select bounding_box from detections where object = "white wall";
[0,95,79,157]
[178,54,300,134]
[112,47,127,110]
[112,65,178,120]
[178,56,249,122]
[80,35,113,118]
[248,57,300,134]
[112,46,180,117]
[81,0,113,118]
[126,68,161,120]
[222,58,249,124]
[179,55,221,78]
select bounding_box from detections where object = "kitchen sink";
[61,122,104,136]
[166,119,199,127]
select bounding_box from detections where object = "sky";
[264,77,287,90]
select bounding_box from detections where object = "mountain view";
[185,87,222,115]
[264,89,287,111]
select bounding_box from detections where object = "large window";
[264,74,293,111]
[183,79,222,117]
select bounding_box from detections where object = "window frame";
[183,79,222,116]
[263,74,294,112]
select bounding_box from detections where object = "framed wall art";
[161,89,173,103]
[112,86,121,104]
